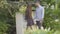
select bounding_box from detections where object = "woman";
[25,3,34,29]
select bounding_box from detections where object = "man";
[34,1,44,29]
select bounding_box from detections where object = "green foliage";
[43,8,60,30]
[0,0,60,34]
[54,31,60,34]
[0,7,9,34]
[0,0,16,34]
[19,5,26,14]
[25,29,60,34]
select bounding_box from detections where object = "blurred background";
[0,0,60,34]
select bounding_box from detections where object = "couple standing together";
[25,1,44,29]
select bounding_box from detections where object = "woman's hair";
[25,3,32,20]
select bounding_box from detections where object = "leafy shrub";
[43,8,60,30]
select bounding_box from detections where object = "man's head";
[35,1,40,7]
